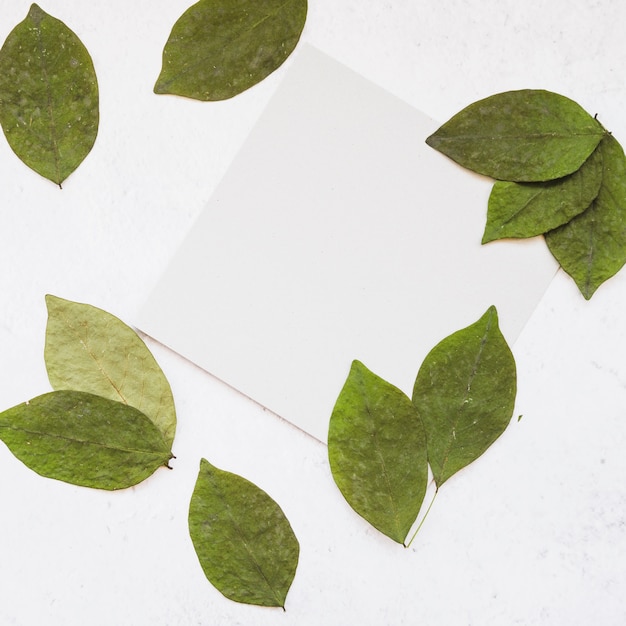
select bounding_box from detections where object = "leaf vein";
[0,424,164,456]
[362,384,402,539]
[439,313,493,479]
[34,19,61,184]
[211,473,282,606]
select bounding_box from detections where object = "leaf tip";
[28,3,45,21]
[481,230,497,245]
[581,282,597,300]
[483,304,499,324]
[44,293,57,307]
[425,133,438,149]
[45,293,66,314]
[153,79,167,95]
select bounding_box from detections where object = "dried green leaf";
[328,360,427,545]
[188,459,299,608]
[412,306,516,488]
[0,4,99,185]
[154,0,307,101]
[44,295,176,446]
[545,134,626,299]
[426,90,605,182]
[0,391,172,490]
[482,142,603,243]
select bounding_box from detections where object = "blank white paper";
[137,44,558,443]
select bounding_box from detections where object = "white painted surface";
[1,1,626,624]
[136,44,557,443]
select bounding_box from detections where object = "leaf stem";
[405,486,438,549]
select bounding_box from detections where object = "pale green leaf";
[412,307,516,488]
[44,295,176,446]
[188,459,299,608]
[328,360,427,544]
[482,142,603,243]
[0,4,99,186]
[426,90,605,182]
[0,391,172,490]
[154,0,307,101]
[545,134,626,299]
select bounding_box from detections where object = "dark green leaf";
[0,4,99,185]
[545,134,626,299]
[154,0,307,101]
[328,360,427,545]
[188,459,299,608]
[412,307,516,488]
[0,391,172,490]
[426,90,605,182]
[482,143,603,243]
[44,295,176,447]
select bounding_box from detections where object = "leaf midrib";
[210,471,284,607]
[436,130,604,141]
[437,316,492,484]
[0,423,167,456]
[59,311,132,407]
[33,15,62,184]
[361,380,402,541]
[496,187,545,231]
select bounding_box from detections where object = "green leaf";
[0,4,99,186]
[545,134,626,299]
[154,0,307,101]
[44,295,176,447]
[412,306,516,488]
[426,90,605,182]
[328,360,428,545]
[0,391,172,490]
[482,143,603,243]
[188,459,299,608]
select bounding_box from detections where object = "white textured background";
[1,1,626,624]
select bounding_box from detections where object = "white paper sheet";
[137,44,558,443]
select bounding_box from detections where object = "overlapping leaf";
[412,307,516,487]
[328,360,427,544]
[0,4,99,185]
[482,143,603,243]
[188,459,299,608]
[44,295,176,446]
[0,391,172,490]
[545,134,626,299]
[425,89,626,297]
[154,0,307,101]
[426,89,605,182]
